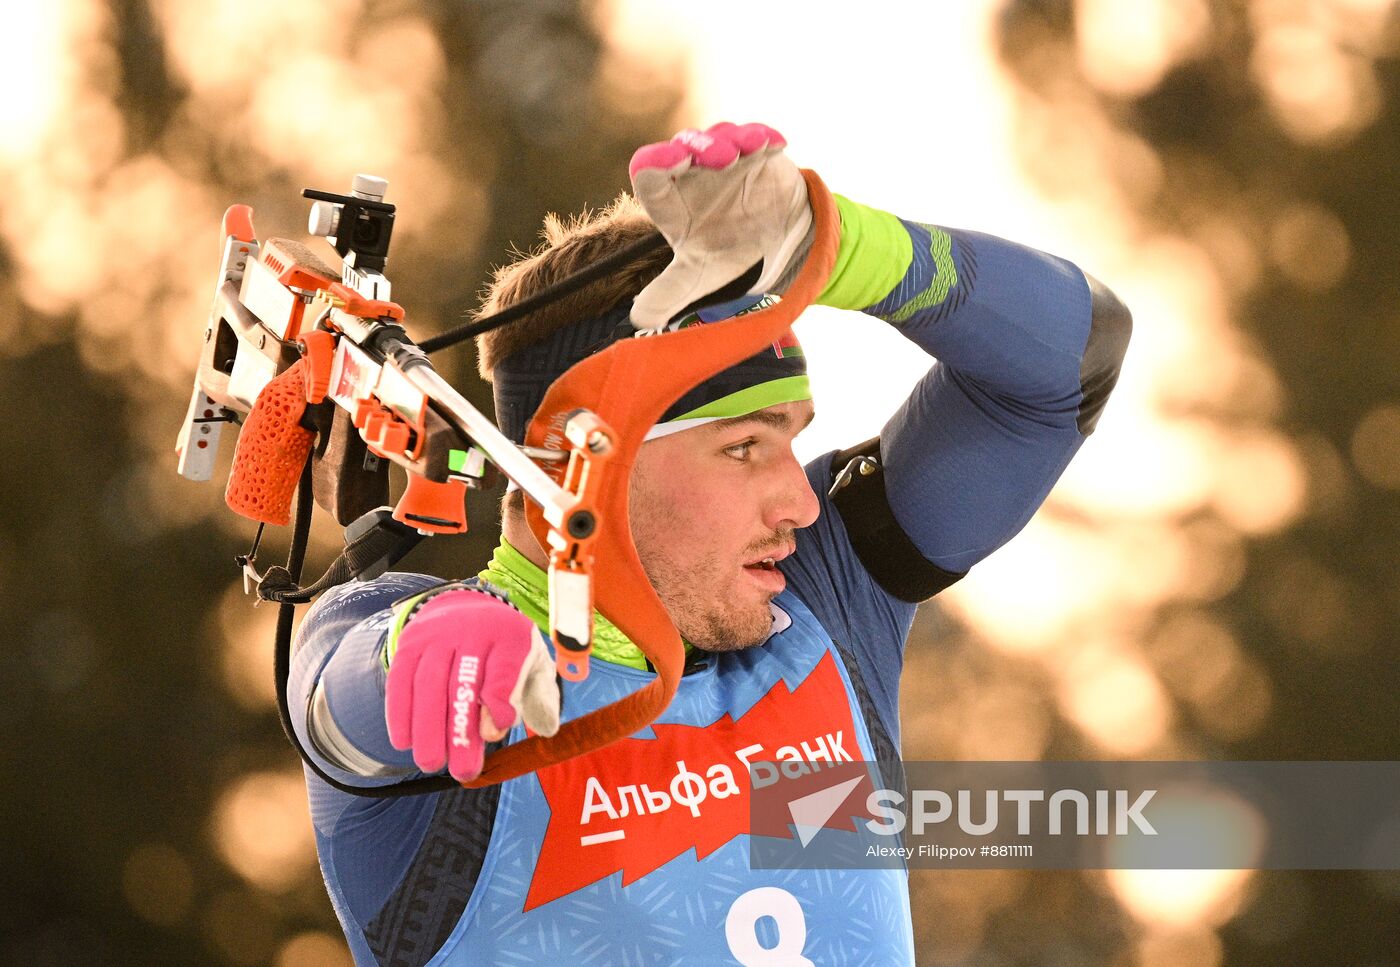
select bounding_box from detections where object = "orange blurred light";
[1110,867,1255,927]
[211,770,318,892]
[276,931,355,967]
[1207,428,1308,535]
[1250,23,1380,143]
[0,6,67,161]
[1074,0,1210,97]
[1105,785,1262,926]
[1058,643,1173,754]
[1269,202,1351,292]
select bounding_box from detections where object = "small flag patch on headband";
[772,328,803,359]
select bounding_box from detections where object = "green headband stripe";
[669,375,812,423]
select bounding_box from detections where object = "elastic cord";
[418,231,667,354]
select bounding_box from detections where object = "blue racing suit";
[288,208,1131,965]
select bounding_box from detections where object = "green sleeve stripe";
[670,375,812,423]
[889,223,958,323]
[817,194,913,311]
[383,590,432,670]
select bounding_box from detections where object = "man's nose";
[766,453,820,531]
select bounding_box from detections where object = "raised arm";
[822,199,1132,587]
[783,198,1130,731]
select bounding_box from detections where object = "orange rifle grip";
[225,360,315,526]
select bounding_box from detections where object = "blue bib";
[426,592,914,965]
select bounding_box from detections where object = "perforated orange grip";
[225,360,316,526]
[462,170,841,787]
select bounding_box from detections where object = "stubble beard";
[635,542,775,652]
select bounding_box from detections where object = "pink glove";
[385,587,560,782]
[628,121,813,330]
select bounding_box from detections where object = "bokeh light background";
[1,1,1397,965]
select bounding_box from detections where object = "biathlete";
[289,122,1132,965]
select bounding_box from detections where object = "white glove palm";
[628,122,812,331]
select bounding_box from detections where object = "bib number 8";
[724,887,815,966]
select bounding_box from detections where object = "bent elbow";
[1077,273,1133,435]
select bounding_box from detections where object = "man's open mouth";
[743,543,794,572]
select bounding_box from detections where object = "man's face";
[628,400,819,651]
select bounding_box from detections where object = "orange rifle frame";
[547,407,616,682]
[299,299,466,534]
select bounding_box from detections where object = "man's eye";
[724,440,756,461]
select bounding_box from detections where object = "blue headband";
[491,295,809,445]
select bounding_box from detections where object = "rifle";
[177,175,606,670]
[175,170,840,793]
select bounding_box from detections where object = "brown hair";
[474,193,671,381]
[481,193,670,521]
